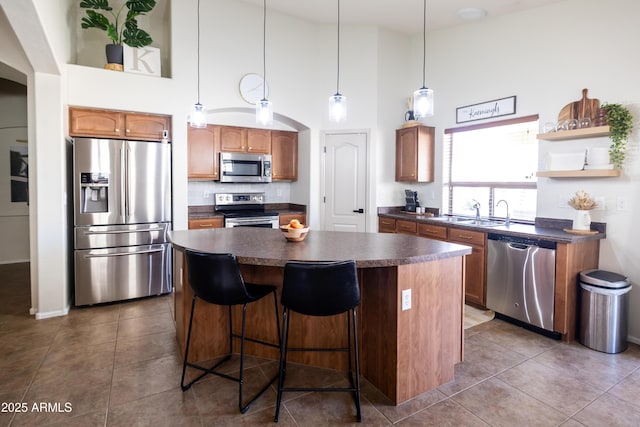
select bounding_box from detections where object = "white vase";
[573,210,591,231]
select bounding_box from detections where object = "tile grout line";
[103,304,122,427]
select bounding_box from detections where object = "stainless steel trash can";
[578,269,631,354]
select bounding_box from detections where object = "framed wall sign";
[456,96,516,124]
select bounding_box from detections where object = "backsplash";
[188,181,291,206]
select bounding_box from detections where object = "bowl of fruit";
[280,218,309,242]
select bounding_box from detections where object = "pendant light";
[413,0,434,118]
[328,0,346,122]
[256,0,273,125]
[189,0,206,128]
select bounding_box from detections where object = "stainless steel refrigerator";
[72,137,172,305]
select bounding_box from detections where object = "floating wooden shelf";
[536,169,620,178]
[537,126,610,141]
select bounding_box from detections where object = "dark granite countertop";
[169,228,472,268]
[378,207,606,243]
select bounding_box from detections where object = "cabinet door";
[279,213,307,227]
[463,245,486,307]
[69,107,124,138]
[448,228,486,307]
[395,125,434,182]
[378,217,396,233]
[271,131,298,180]
[396,219,417,235]
[125,113,171,141]
[418,223,447,241]
[220,126,248,152]
[188,217,224,229]
[247,128,271,153]
[188,125,220,179]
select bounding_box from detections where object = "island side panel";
[360,266,400,402]
[396,257,464,404]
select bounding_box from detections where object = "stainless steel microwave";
[220,152,272,183]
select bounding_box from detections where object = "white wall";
[424,0,640,342]
[4,0,640,343]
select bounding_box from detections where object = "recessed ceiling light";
[457,7,487,21]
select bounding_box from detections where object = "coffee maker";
[404,190,419,212]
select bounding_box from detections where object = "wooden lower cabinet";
[396,219,417,235]
[378,217,396,233]
[188,217,224,229]
[447,227,487,307]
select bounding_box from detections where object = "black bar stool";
[274,260,362,422]
[181,251,280,414]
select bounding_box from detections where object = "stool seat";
[181,251,280,414]
[274,260,362,422]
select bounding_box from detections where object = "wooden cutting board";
[558,88,600,122]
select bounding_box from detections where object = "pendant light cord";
[262,0,267,100]
[421,0,426,88]
[196,0,201,104]
[336,0,341,94]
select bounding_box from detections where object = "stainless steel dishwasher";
[486,233,557,332]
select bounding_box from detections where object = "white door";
[323,132,367,232]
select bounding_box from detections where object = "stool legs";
[274,308,362,423]
[180,291,280,414]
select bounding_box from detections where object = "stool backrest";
[282,260,360,316]
[184,251,251,305]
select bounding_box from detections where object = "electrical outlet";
[617,196,627,211]
[402,289,411,311]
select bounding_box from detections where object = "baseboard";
[35,304,70,320]
[627,335,640,345]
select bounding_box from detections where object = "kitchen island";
[169,228,472,404]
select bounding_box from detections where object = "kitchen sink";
[430,216,505,227]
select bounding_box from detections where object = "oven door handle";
[226,217,277,227]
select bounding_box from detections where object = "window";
[443,115,539,222]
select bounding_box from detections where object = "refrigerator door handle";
[120,144,126,219]
[125,142,131,218]
[82,227,162,235]
[84,248,164,258]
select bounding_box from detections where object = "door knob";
[353,208,364,213]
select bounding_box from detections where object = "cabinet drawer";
[418,223,447,240]
[188,217,224,229]
[378,217,396,233]
[448,228,485,246]
[396,219,417,235]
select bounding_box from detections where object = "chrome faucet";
[497,199,510,226]
[472,199,481,220]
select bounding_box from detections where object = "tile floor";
[2,262,640,426]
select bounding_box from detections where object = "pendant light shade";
[413,0,434,118]
[256,0,273,125]
[329,93,347,122]
[189,0,207,128]
[328,0,346,122]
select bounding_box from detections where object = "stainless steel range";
[215,192,279,228]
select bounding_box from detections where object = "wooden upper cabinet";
[219,126,247,152]
[271,130,298,181]
[125,113,171,141]
[69,107,171,142]
[69,107,124,138]
[188,125,220,180]
[219,126,271,153]
[247,128,271,153]
[395,125,434,182]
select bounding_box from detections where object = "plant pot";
[105,44,123,65]
[573,210,591,231]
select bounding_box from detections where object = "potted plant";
[80,0,156,66]
[568,190,597,231]
[601,103,633,169]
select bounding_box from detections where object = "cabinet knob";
[126,129,130,132]
[115,128,120,132]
